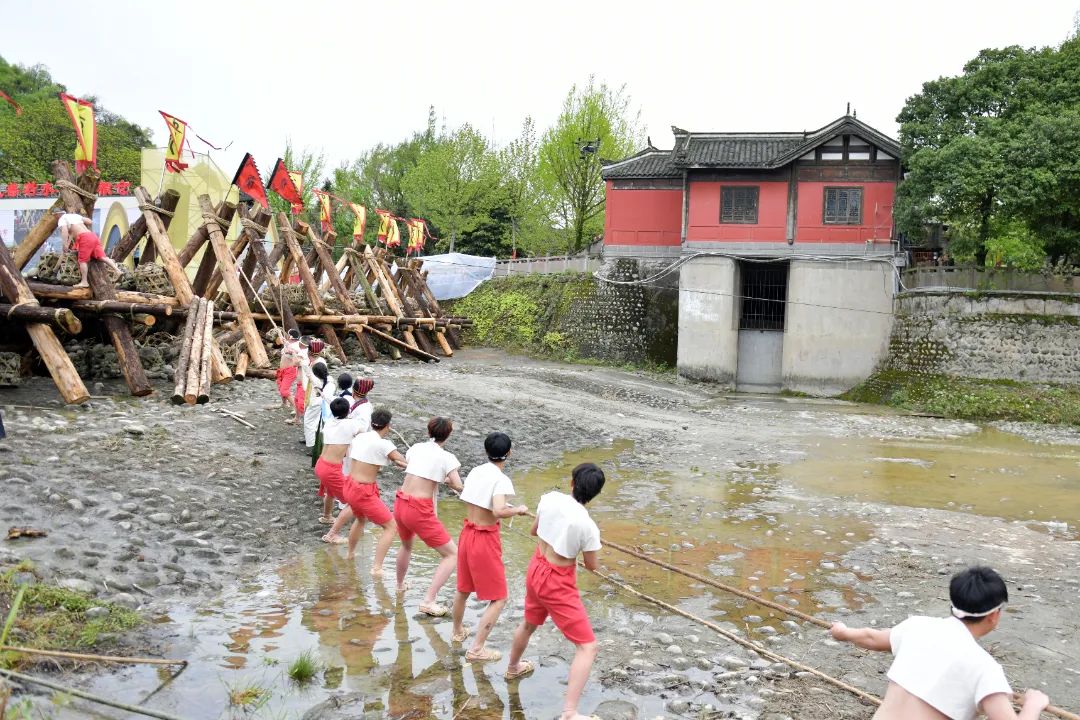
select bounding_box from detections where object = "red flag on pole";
[0,89,22,116]
[231,153,269,209]
[268,159,303,214]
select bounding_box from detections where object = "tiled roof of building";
[601,115,900,179]
[600,148,680,179]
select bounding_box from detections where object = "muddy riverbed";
[1,348,1078,719]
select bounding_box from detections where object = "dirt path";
[1,349,1077,718]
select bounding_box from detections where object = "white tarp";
[420,252,496,300]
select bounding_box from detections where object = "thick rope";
[138,203,175,218]
[240,217,268,235]
[603,538,830,629]
[54,179,95,201]
[200,212,231,229]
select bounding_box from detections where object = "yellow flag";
[317,192,333,232]
[406,219,426,255]
[349,203,367,241]
[376,210,392,244]
[288,170,304,198]
[59,93,96,171]
[159,111,188,172]
[386,216,401,248]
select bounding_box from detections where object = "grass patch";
[227,682,269,710]
[286,649,322,683]
[0,563,142,669]
[843,370,1080,425]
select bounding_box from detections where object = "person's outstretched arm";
[829,622,891,651]
[982,690,1049,720]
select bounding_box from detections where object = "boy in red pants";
[450,432,529,662]
[57,212,122,288]
[504,462,605,720]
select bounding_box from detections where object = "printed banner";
[386,215,401,248]
[159,111,189,172]
[375,209,392,245]
[231,153,269,209]
[268,159,303,214]
[58,93,97,171]
[406,218,426,255]
[317,191,332,233]
[349,203,366,242]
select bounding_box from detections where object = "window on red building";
[720,186,759,224]
[824,187,862,224]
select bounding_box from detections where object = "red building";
[600,115,902,394]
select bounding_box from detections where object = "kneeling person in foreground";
[505,462,605,720]
[830,566,1049,720]
[450,432,529,661]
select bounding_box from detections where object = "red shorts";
[276,366,298,399]
[294,382,305,414]
[457,520,506,601]
[341,480,392,526]
[314,458,346,501]
[524,548,594,644]
[75,231,105,263]
[393,491,451,548]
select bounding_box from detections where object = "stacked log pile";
[0,161,474,405]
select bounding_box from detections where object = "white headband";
[951,602,1005,619]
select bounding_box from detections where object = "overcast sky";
[2,0,1076,180]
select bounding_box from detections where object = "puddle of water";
[79,441,869,719]
[783,427,1080,537]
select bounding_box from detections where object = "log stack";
[0,161,475,405]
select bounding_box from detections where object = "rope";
[237,264,280,336]
[138,203,175,218]
[5,300,35,319]
[200,212,231,229]
[240,217,269,235]
[603,539,830,629]
[54,179,95,201]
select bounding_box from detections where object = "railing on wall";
[493,254,603,277]
[901,266,1080,294]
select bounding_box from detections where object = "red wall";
[603,181,682,246]
[796,182,895,243]
[686,181,788,243]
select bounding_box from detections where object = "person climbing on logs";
[830,566,1050,720]
[394,417,463,616]
[504,462,605,720]
[449,431,529,662]
[276,329,304,424]
[56,212,123,289]
[323,408,406,575]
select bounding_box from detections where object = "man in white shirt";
[830,566,1049,720]
[394,417,464,615]
[504,462,605,720]
[450,432,529,662]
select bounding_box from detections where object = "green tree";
[537,77,642,254]
[896,34,1080,265]
[0,56,151,182]
[498,116,548,256]
[269,141,326,224]
[401,123,501,254]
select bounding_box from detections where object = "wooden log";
[346,250,385,313]
[171,299,200,404]
[320,324,347,363]
[356,332,379,362]
[110,190,181,263]
[28,282,182,307]
[354,324,438,363]
[69,299,175,317]
[246,311,471,327]
[13,162,99,269]
[247,232,297,334]
[245,367,277,380]
[233,351,249,380]
[179,200,237,268]
[86,251,153,398]
[277,215,326,315]
[197,195,270,368]
[320,250,350,293]
[196,300,214,404]
[215,328,244,346]
[215,206,271,302]
[364,246,419,350]
[203,232,248,299]
[0,303,81,334]
[305,226,359,314]
[397,266,452,357]
[0,242,89,404]
[414,261,463,348]
[139,237,157,265]
[183,299,207,405]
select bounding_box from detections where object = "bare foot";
[370,566,383,577]
[396,581,410,593]
[321,533,347,545]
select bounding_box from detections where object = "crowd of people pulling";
[271,330,1053,720]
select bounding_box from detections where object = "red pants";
[457,520,505,601]
[341,480,392,525]
[76,231,105,263]
[314,457,345,502]
[276,365,298,399]
[393,491,451,548]
[524,548,594,644]
[294,381,305,415]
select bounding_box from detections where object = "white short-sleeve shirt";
[887,616,1012,720]
[349,431,397,466]
[348,400,372,431]
[404,440,460,484]
[57,213,85,229]
[460,463,516,511]
[323,416,366,446]
[535,491,601,560]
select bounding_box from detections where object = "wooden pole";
[197,195,269,368]
[170,299,199,404]
[0,243,89,404]
[179,200,237,268]
[354,323,439,363]
[28,282,182,307]
[0,303,81,334]
[109,190,181,263]
[69,300,175,317]
[277,214,325,314]
[196,300,214,404]
[183,299,207,404]
[13,162,99,269]
[247,231,297,333]
[232,351,249,380]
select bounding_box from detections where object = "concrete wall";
[887,291,1080,384]
[783,260,895,395]
[677,256,738,385]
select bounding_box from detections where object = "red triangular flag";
[231,153,268,209]
[268,159,303,213]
